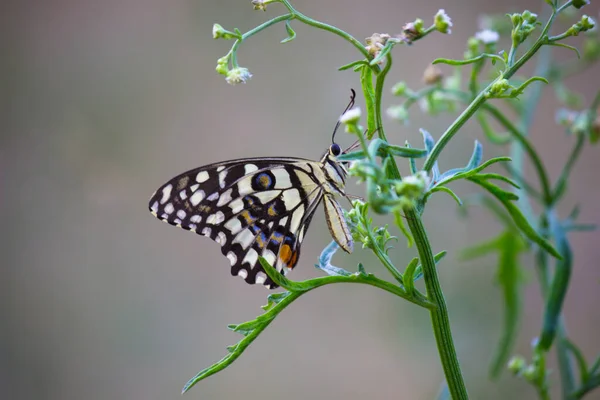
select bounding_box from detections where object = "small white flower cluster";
[475,29,500,44]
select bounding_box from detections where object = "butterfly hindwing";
[149,157,327,288]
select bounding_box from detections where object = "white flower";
[475,29,500,44]
[339,107,361,124]
[386,105,408,122]
[403,171,431,188]
[434,9,453,34]
[225,67,252,85]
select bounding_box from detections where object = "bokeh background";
[3,1,600,399]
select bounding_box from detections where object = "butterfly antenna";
[332,89,357,144]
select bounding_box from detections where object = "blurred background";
[3,1,600,399]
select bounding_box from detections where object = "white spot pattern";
[282,188,301,209]
[273,169,292,189]
[196,171,209,183]
[255,271,267,285]
[227,252,237,266]
[224,218,242,234]
[244,164,258,174]
[290,205,304,234]
[219,170,228,189]
[207,211,225,225]
[233,228,254,249]
[207,192,219,202]
[242,248,258,266]
[190,190,205,206]
[160,184,173,204]
[262,250,277,269]
[229,198,244,214]
[217,188,233,206]
[216,231,227,246]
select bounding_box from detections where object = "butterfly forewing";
[149,157,328,288]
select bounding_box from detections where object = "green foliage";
[183,0,600,398]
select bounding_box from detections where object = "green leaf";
[360,65,378,138]
[548,42,581,58]
[339,59,369,71]
[259,257,303,291]
[229,319,264,336]
[538,215,572,349]
[432,53,505,66]
[421,129,439,180]
[475,173,521,188]
[563,338,590,384]
[490,231,526,378]
[425,186,463,206]
[468,176,562,259]
[261,292,290,311]
[370,40,395,65]
[406,141,418,174]
[357,263,367,276]
[435,156,512,188]
[183,289,301,393]
[461,194,514,227]
[280,20,296,43]
[413,251,447,282]
[460,236,501,260]
[466,140,483,170]
[394,210,414,247]
[403,258,419,296]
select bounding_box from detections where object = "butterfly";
[148,92,357,289]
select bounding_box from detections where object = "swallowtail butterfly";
[148,92,357,288]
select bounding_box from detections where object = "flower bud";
[423,64,443,85]
[434,9,453,34]
[391,81,407,96]
[339,107,362,124]
[225,67,252,85]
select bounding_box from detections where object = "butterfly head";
[329,143,342,157]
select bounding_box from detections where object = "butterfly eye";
[329,143,341,156]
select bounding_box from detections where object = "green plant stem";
[279,0,369,58]
[405,206,469,400]
[375,54,393,143]
[369,52,467,397]
[423,3,568,173]
[242,14,291,41]
[423,91,487,172]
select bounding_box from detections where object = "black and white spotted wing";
[149,157,331,288]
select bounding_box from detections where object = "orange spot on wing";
[279,244,293,264]
[289,251,299,269]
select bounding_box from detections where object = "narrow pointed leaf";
[281,20,296,43]
[468,176,562,259]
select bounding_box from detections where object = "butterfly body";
[149,144,353,288]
